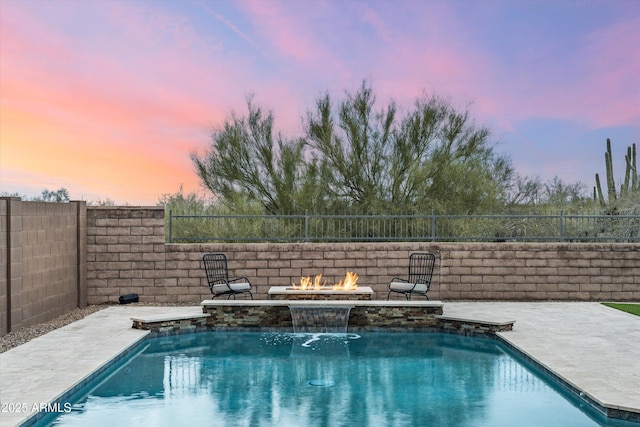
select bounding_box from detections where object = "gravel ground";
[0,302,196,354]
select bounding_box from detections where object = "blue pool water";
[44,332,634,427]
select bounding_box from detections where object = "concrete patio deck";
[0,302,638,426]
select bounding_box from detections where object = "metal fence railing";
[167,210,640,243]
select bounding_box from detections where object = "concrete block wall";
[2,203,636,336]
[165,242,639,302]
[165,243,440,302]
[84,207,639,304]
[0,199,11,334]
[437,242,638,301]
[0,198,86,335]
[86,207,166,304]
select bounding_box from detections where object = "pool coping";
[1,302,638,426]
[200,299,445,307]
[495,333,638,422]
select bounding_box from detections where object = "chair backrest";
[203,254,229,289]
[408,252,436,286]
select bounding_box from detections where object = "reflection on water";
[49,333,634,427]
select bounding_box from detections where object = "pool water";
[45,332,633,427]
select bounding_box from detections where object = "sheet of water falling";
[288,305,353,333]
[43,332,637,427]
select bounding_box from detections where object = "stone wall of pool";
[129,300,515,335]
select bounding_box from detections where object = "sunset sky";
[1,0,639,206]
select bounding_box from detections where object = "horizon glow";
[1,0,638,205]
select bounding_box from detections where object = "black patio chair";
[203,253,253,299]
[387,252,436,300]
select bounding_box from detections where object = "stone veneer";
[437,316,515,335]
[129,300,515,335]
[131,313,209,334]
[201,300,444,331]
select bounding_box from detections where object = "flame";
[295,274,326,290]
[291,272,358,291]
[333,271,359,291]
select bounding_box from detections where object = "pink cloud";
[0,2,248,203]
[344,3,639,137]
[200,4,261,52]
[238,1,352,82]
[239,1,316,63]
[2,0,638,204]
[466,15,640,131]
[577,16,640,128]
[361,14,495,109]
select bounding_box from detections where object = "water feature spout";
[289,305,353,333]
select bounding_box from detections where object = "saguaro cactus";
[623,143,638,196]
[594,139,639,206]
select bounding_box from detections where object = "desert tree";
[193,82,516,215]
[304,82,513,213]
[191,96,324,214]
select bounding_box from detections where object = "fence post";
[168,209,173,243]
[305,210,309,242]
[559,210,564,241]
[431,209,436,242]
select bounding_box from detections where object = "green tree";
[191,96,320,214]
[0,191,26,198]
[503,175,543,208]
[543,176,587,207]
[304,83,393,211]
[89,197,117,206]
[34,188,70,202]
[305,82,513,213]
[192,82,515,215]
[1,188,70,202]
[157,185,210,214]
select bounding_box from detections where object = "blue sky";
[1,0,638,205]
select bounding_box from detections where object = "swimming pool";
[42,332,635,427]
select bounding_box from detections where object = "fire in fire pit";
[292,272,359,291]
